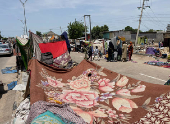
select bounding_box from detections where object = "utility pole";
[19,0,28,36]
[18,19,25,36]
[84,16,87,41]
[60,26,62,34]
[135,0,150,52]
[84,15,91,42]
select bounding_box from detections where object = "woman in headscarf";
[128,41,133,61]
[122,41,127,62]
[117,40,122,61]
[107,42,114,62]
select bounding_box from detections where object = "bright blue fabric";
[1,67,17,74]
[7,81,17,90]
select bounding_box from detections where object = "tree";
[101,25,109,32]
[91,25,109,39]
[125,26,133,32]
[0,34,2,40]
[125,26,142,33]
[2,37,8,40]
[146,29,154,32]
[67,21,86,39]
[132,29,142,33]
[36,31,42,37]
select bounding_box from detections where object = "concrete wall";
[131,32,160,43]
[104,31,164,43]
[110,30,131,41]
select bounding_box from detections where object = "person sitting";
[153,48,161,57]
[99,51,103,58]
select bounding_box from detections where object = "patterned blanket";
[28,59,170,124]
[144,61,170,69]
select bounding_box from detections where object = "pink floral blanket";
[28,59,170,124]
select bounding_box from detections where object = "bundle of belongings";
[29,31,78,69]
[24,58,170,124]
[144,61,170,68]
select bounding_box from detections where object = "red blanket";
[39,41,67,58]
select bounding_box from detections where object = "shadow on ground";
[0,54,13,57]
[0,84,8,99]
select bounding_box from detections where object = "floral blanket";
[28,59,170,124]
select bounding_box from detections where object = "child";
[93,46,100,61]
[99,51,103,58]
[114,50,118,62]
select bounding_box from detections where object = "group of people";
[87,46,102,61]
[107,41,133,62]
[85,40,134,62]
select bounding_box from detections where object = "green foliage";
[67,21,87,39]
[36,31,42,37]
[0,34,2,39]
[101,25,109,32]
[91,25,109,39]
[146,29,154,32]
[2,37,8,40]
[125,26,142,33]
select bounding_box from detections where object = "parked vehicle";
[0,43,13,55]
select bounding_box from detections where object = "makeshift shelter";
[93,40,104,54]
[13,31,170,124]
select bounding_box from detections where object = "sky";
[0,0,170,37]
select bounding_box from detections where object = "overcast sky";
[0,0,170,37]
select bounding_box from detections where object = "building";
[103,30,131,41]
[42,31,59,42]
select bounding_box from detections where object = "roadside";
[70,52,169,85]
[0,55,19,124]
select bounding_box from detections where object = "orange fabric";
[50,35,54,40]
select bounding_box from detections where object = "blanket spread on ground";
[144,61,170,69]
[28,59,170,124]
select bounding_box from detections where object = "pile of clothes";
[144,61,170,68]
[29,31,78,69]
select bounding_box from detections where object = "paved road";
[0,55,17,124]
[70,52,169,85]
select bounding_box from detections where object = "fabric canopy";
[39,41,67,58]
[28,59,170,124]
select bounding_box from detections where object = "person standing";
[93,46,99,61]
[107,42,114,62]
[117,40,122,61]
[88,46,92,61]
[128,42,133,61]
[122,42,127,62]
[61,31,71,54]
